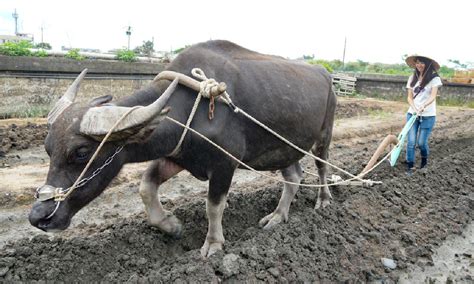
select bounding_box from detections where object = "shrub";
[307,59,334,73]
[173,45,190,54]
[33,50,49,57]
[0,40,33,56]
[34,42,52,50]
[65,49,85,60]
[116,49,137,62]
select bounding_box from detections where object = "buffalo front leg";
[139,158,183,237]
[259,162,303,230]
[200,168,234,258]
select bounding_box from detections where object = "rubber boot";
[420,157,428,169]
[406,162,414,176]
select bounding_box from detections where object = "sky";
[0,0,472,66]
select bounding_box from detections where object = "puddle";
[398,222,474,283]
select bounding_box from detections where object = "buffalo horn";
[80,78,179,139]
[47,69,88,125]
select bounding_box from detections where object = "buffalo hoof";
[200,240,223,258]
[314,198,331,210]
[150,210,183,239]
[314,188,332,210]
[258,212,285,230]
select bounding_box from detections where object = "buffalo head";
[29,69,178,232]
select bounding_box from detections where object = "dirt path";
[0,98,473,282]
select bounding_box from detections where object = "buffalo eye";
[74,147,91,162]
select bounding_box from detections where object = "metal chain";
[56,146,124,200]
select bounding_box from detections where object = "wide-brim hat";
[405,55,440,71]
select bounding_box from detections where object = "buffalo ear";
[89,95,113,107]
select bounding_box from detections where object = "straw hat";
[405,55,440,71]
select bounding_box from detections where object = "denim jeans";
[406,113,436,163]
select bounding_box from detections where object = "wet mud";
[0,123,47,158]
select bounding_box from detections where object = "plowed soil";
[0,98,473,282]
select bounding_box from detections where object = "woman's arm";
[407,88,418,112]
[419,87,439,113]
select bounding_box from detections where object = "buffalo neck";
[115,81,164,108]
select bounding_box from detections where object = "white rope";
[168,92,203,157]
[165,116,368,188]
[192,68,220,99]
[164,68,394,187]
[56,106,141,201]
[234,107,368,181]
[167,68,233,157]
[188,69,371,182]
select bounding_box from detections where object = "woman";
[405,55,443,175]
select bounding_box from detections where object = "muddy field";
[0,98,473,282]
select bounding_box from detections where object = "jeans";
[406,113,436,164]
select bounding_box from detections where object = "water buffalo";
[29,40,336,257]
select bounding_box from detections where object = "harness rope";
[168,68,374,184]
[167,69,229,156]
[166,116,384,187]
[46,68,398,208]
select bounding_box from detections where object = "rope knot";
[199,78,221,99]
[192,68,229,120]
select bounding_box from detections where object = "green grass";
[367,109,391,118]
[0,105,50,119]
[347,92,367,99]
[438,98,474,108]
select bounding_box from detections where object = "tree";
[34,42,52,50]
[448,59,469,69]
[134,40,154,57]
[173,45,190,54]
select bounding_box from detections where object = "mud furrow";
[1,132,472,282]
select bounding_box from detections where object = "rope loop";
[192,68,229,120]
[191,68,207,81]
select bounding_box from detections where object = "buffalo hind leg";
[139,158,183,237]
[259,162,303,230]
[312,136,332,209]
[201,167,234,258]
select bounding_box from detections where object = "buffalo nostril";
[29,202,50,228]
[29,211,50,232]
[37,221,49,232]
[28,211,42,227]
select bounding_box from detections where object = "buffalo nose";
[28,202,51,230]
[29,206,42,227]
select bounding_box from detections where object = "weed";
[116,49,137,62]
[33,50,49,57]
[65,49,85,60]
[368,109,390,118]
[0,103,50,119]
[0,40,33,56]
[439,98,474,108]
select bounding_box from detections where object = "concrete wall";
[0,55,165,74]
[0,76,154,117]
[353,73,474,104]
[0,56,473,117]
[0,56,165,117]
